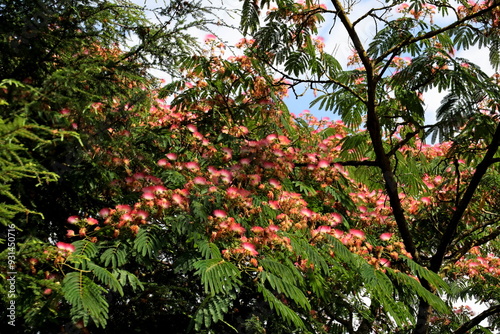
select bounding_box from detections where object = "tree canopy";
[1,0,499,333]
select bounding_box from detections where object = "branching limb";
[262,58,367,104]
[453,305,500,334]
[331,0,419,262]
[430,121,500,272]
[377,2,500,64]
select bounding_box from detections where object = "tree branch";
[377,2,500,64]
[386,128,421,157]
[430,121,500,272]
[261,57,367,104]
[352,5,394,27]
[330,0,373,76]
[449,225,500,263]
[331,0,419,262]
[453,305,500,334]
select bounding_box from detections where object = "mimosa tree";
[1,1,499,333]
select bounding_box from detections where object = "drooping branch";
[450,229,500,263]
[258,57,367,104]
[377,1,500,64]
[453,305,500,334]
[430,121,500,272]
[352,5,394,27]
[386,128,422,157]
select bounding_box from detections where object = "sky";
[134,0,497,127]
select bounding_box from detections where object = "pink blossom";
[349,229,365,239]
[332,229,343,239]
[269,179,281,189]
[166,153,178,160]
[380,233,393,241]
[379,258,391,267]
[86,217,98,225]
[278,135,291,145]
[187,124,198,133]
[56,242,75,253]
[116,204,131,213]
[193,131,204,140]
[172,194,185,205]
[300,208,313,217]
[185,161,200,170]
[135,210,149,220]
[219,169,232,183]
[230,223,245,234]
[99,208,110,218]
[251,226,265,234]
[133,172,145,180]
[67,216,79,224]
[396,3,410,12]
[156,198,171,208]
[237,126,249,135]
[312,226,332,237]
[262,161,275,169]
[268,224,280,232]
[153,185,167,193]
[213,209,227,218]
[249,174,261,186]
[204,34,216,42]
[121,213,133,222]
[226,187,250,198]
[193,176,208,185]
[157,158,168,166]
[268,201,280,210]
[421,197,431,205]
[317,159,329,168]
[222,147,233,159]
[331,212,342,224]
[242,242,258,256]
[142,192,155,200]
[266,134,278,141]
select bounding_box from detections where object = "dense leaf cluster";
[0,1,499,334]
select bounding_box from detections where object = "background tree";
[239,0,500,333]
[1,0,499,333]
[0,0,225,332]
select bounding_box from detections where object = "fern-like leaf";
[113,269,144,292]
[62,272,109,328]
[193,259,241,295]
[401,256,451,293]
[88,263,123,296]
[71,240,98,270]
[100,242,127,268]
[192,293,236,332]
[386,268,450,315]
[257,283,305,329]
[133,227,161,258]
